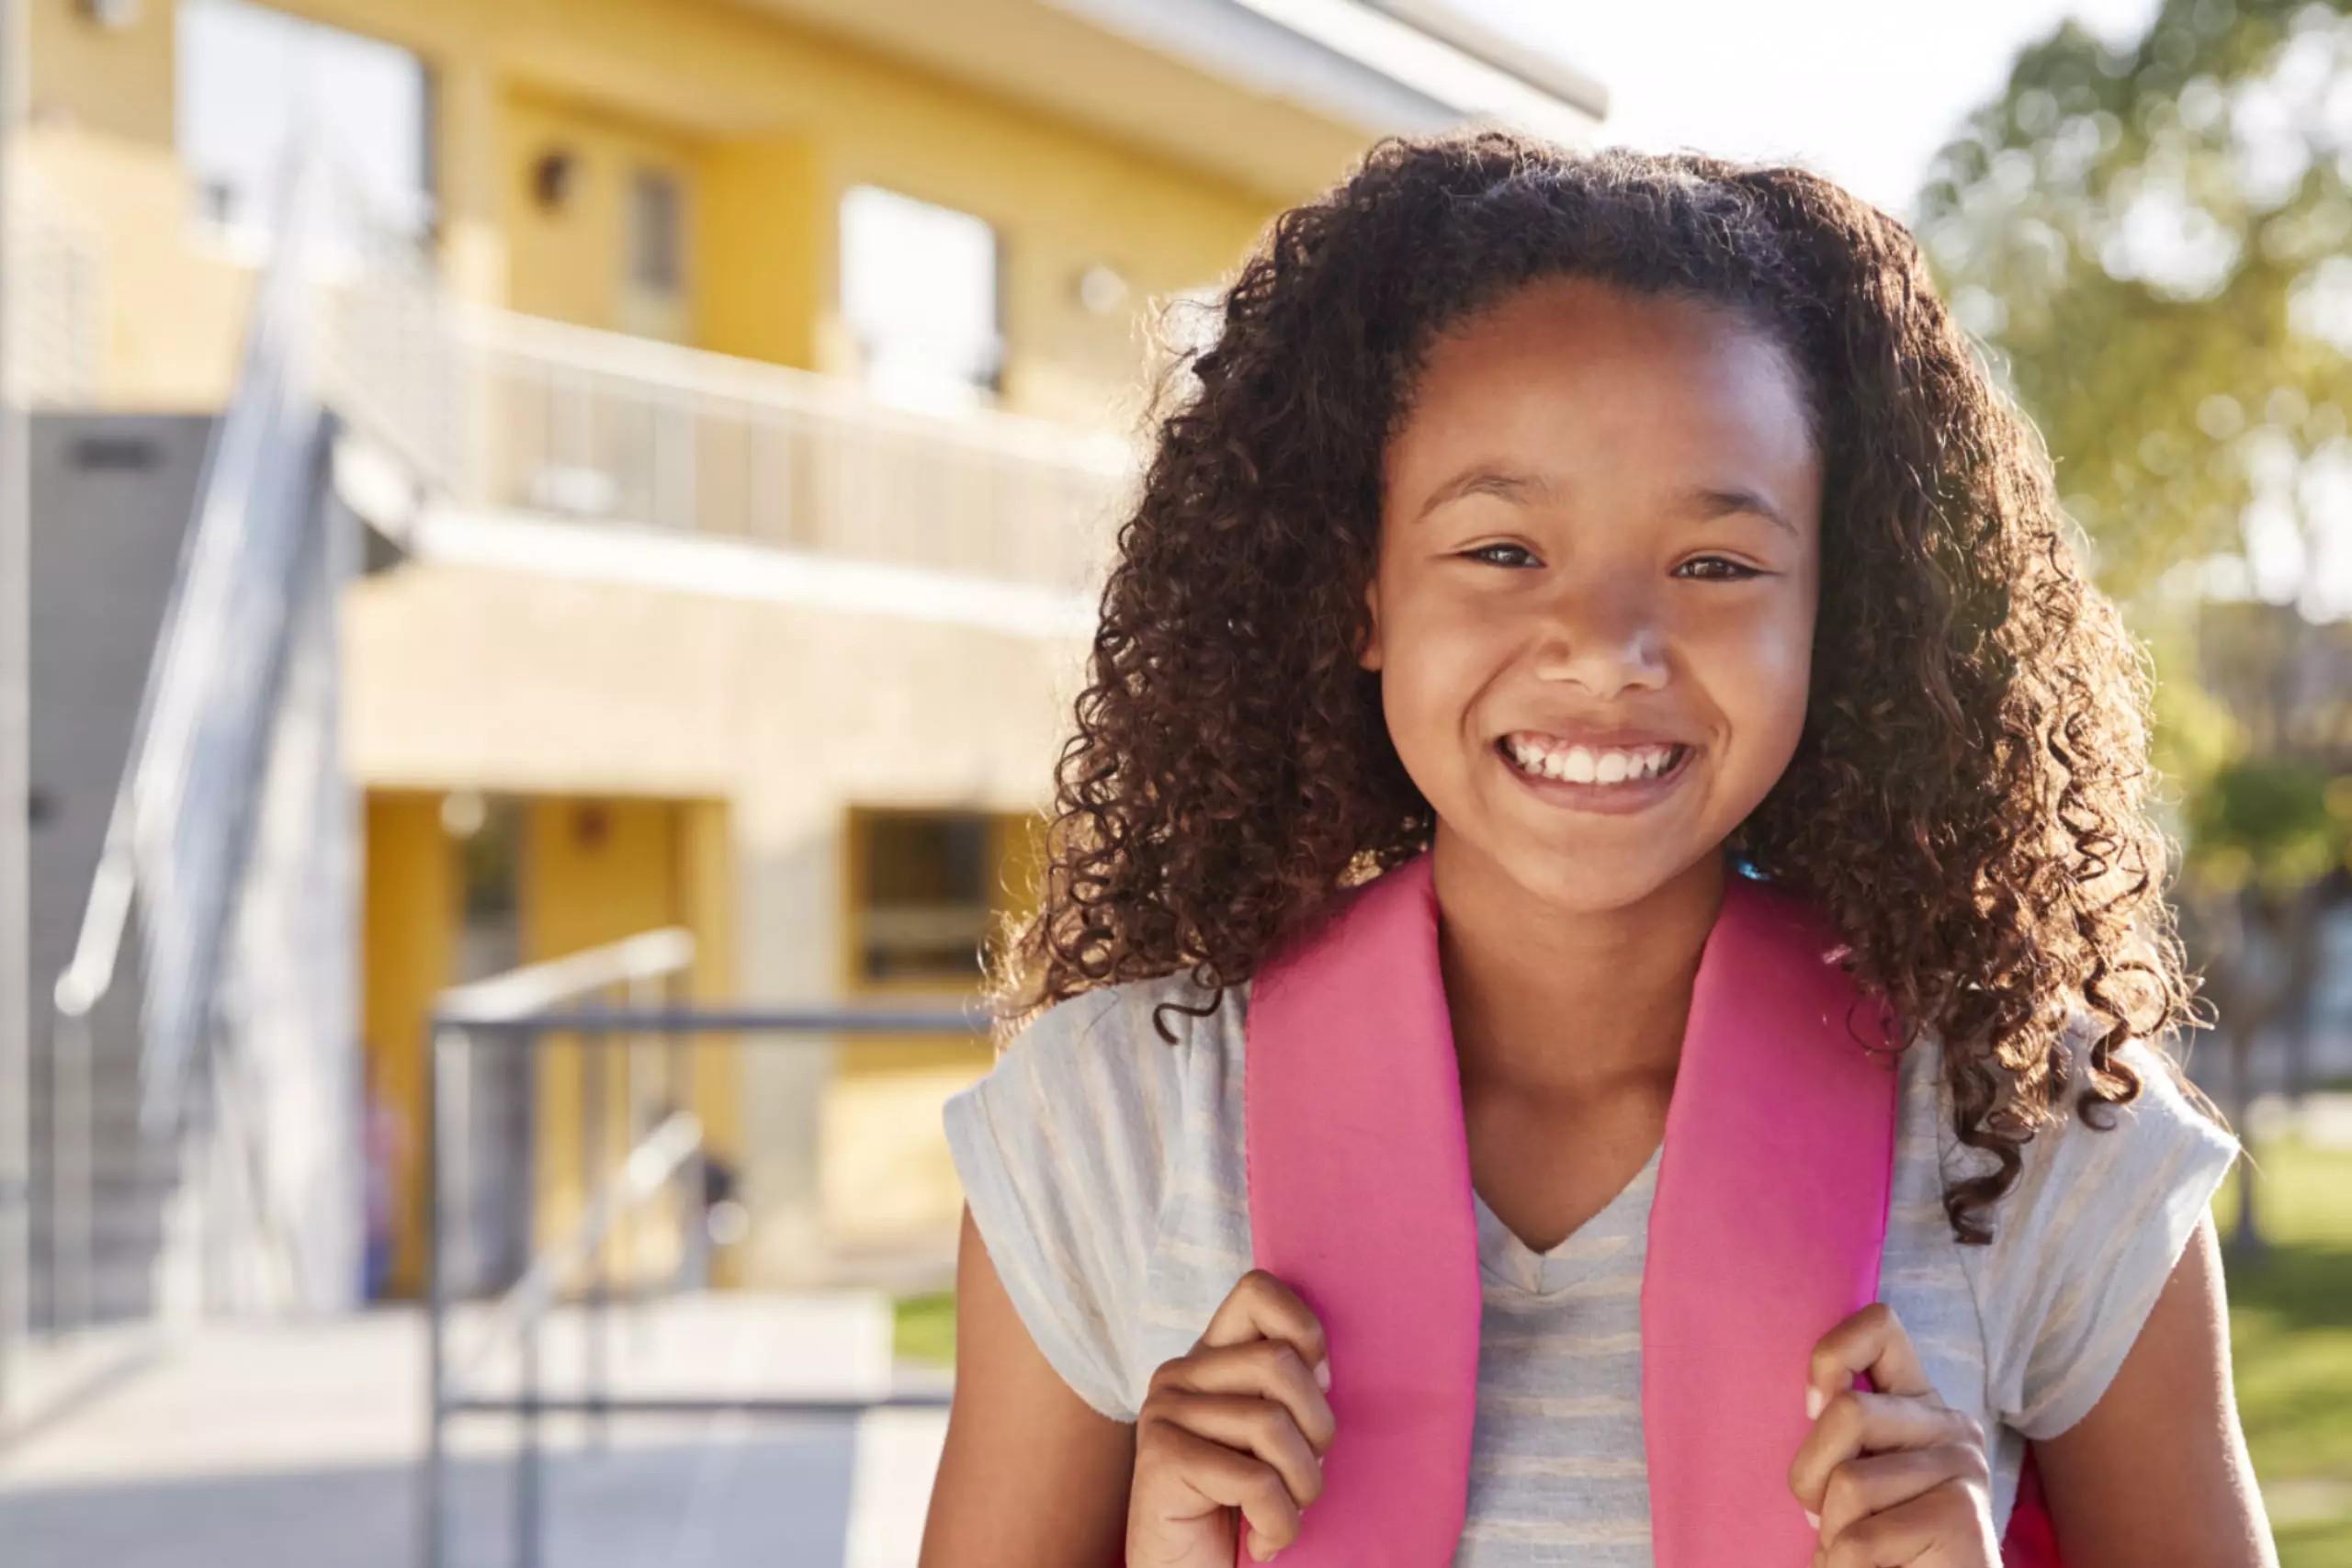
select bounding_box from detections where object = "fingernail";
[1804,1509,1821,1530]
[1314,1358,1331,1391]
[1804,1386,1826,1420]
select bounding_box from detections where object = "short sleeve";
[1964,1034,2241,1440]
[942,986,1187,1421]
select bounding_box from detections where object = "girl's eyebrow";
[1680,483,1799,538]
[1413,464,1560,522]
[1413,468,1800,539]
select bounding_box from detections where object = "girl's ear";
[1359,579,1385,671]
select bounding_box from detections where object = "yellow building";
[14,0,1603,1309]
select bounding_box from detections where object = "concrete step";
[27,1197,171,1259]
[27,1135,180,1188]
[19,1251,163,1329]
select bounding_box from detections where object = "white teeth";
[1504,737,1679,786]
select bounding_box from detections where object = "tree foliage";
[1921,6,2352,1230]
[1917,0,2352,893]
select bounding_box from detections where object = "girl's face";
[1363,276,1823,916]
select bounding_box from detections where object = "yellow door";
[524,795,741,1288]
[360,791,453,1300]
[358,791,738,1298]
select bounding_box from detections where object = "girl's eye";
[1673,555,1764,581]
[1462,542,1541,569]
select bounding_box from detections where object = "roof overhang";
[1051,0,1603,146]
[722,0,1605,201]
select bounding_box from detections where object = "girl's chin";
[1437,823,1729,919]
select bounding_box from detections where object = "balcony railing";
[445,310,1136,596]
[6,186,106,409]
[12,153,1138,599]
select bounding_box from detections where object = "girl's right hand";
[1126,1269,1337,1567]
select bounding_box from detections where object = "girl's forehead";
[1390,281,1817,494]
[1416,278,1802,402]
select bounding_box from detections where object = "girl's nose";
[1527,577,1668,698]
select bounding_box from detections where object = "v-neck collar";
[1471,1143,1664,1297]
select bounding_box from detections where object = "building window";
[176,0,432,247]
[840,186,1001,411]
[440,791,530,1294]
[628,168,684,296]
[447,792,523,981]
[848,808,1041,989]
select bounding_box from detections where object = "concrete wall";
[342,549,1084,1283]
[23,414,212,1323]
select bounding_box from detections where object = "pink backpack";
[1239,852,2062,1566]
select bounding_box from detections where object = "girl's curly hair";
[998,131,2207,1245]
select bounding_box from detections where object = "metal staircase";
[23,153,430,1355]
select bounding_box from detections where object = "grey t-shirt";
[942,970,2237,1562]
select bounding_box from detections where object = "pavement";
[0,1294,955,1568]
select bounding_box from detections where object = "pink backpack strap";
[1641,877,1900,1565]
[1243,854,1479,1565]
[1236,853,2063,1565]
[2005,1451,2064,1564]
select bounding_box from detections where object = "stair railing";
[42,148,336,1337]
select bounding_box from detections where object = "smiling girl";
[917,136,2273,1568]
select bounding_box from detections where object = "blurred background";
[0,0,2344,1563]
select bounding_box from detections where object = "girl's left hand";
[1787,1302,2001,1567]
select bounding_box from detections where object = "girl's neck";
[1431,829,1727,1098]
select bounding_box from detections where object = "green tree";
[1917,0,2352,1252]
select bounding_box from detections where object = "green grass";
[893,1137,2352,1560]
[895,1288,958,1366]
[2218,1137,2352,1566]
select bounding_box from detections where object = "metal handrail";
[420,996,981,1568]
[422,925,698,1309]
[49,146,325,1051]
[44,133,452,1111]
[449,1109,702,1388]
[421,926,701,1568]
[435,927,695,1025]
[40,148,339,1339]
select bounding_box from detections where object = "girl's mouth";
[1495,733,1695,809]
